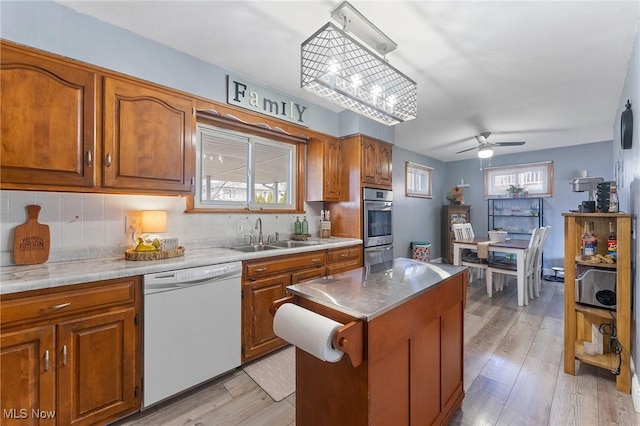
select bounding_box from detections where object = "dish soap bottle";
[294,216,302,235]
[302,216,309,235]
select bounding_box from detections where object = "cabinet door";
[242,273,290,362]
[57,308,138,426]
[361,137,379,184]
[0,325,56,426]
[376,142,393,186]
[306,136,341,201]
[1,45,97,189]
[103,77,194,194]
[323,137,342,200]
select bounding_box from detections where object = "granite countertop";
[287,258,467,321]
[0,238,362,295]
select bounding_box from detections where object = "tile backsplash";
[1,190,322,266]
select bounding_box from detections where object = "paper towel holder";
[270,296,364,368]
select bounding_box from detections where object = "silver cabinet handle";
[44,350,50,372]
[105,153,112,168]
[85,150,92,167]
[40,302,71,312]
[62,345,67,366]
[254,267,267,273]
[311,258,321,263]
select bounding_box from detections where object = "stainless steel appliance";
[363,187,393,267]
[575,269,616,310]
[143,262,241,408]
[569,176,604,212]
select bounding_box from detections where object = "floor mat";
[242,346,295,402]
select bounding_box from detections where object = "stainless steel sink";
[267,240,322,248]
[228,244,281,252]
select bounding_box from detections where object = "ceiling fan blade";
[455,146,477,154]
[494,141,526,147]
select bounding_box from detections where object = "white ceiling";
[57,1,639,162]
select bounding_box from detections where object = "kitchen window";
[483,161,553,198]
[194,122,300,210]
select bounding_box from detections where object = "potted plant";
[506,184,525,198]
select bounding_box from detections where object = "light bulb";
[478,146,493,158]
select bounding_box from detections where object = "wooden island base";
[293,270,467,426]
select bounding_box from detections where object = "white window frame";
[483,161,553,198]
[195,123,297,210]
[405,162,433,198]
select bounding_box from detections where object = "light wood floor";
[113,276,639,426]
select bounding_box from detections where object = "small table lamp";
[140,210,167,243]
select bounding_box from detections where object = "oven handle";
[364,201,392,210]
[366,245,393,253]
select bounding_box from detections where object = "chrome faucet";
[255,218,263,245]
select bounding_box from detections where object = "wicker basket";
[125,246,185,261]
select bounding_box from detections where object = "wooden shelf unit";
[562,212,632,393]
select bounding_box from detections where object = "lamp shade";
[478,146,494,159]
[141,210,167,233]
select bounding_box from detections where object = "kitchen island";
[279,258,467,426]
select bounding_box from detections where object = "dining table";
[452,236,531,306]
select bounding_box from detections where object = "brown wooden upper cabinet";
[1,42,98,189]
[0,41,195,195]
[103,77,195,194]
[306,135,341,201]
[340,134,393,189]
[362,136,392,187]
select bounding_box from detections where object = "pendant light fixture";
[301,1,417,126]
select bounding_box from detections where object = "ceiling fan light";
[478,146,493,158]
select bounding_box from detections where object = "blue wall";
[444,141,614,271]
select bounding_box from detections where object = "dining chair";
[532,226,551,298]
[487,227,545,304]
[451,223,486,282]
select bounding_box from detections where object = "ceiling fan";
[455,132,526,158]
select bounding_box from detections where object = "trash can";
[411,241,431,262]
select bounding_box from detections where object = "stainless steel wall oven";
[363,188,393,267]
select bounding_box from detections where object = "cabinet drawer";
[245,251,326,279]
[327,246,361,263]
[1,277,138,327]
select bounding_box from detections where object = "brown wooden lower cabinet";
[295,271,465,425]
[0,277,142,426]
[241,245,362,363]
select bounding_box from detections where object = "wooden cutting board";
[13,205,50,265]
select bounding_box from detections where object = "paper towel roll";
[273,303,344,362]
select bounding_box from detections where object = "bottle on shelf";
[302,216,309,235]
[294,216,302,235]
[607,221,617,259]
[581,221,597,256]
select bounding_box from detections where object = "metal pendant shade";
[301,22,417,126]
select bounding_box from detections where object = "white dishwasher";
[142,262,241,408]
